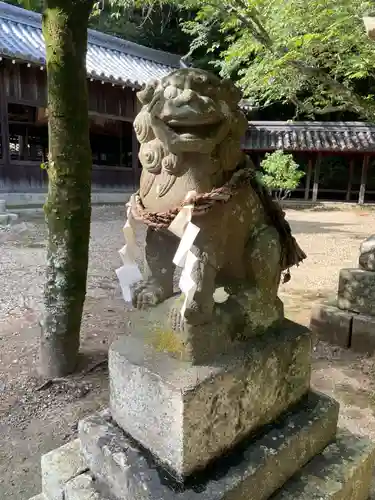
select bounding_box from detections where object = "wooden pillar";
[359,154,369,205]
[131,127,139,190]
[312,153,321,202]
[0,63,10,171]
[304,156,313,200]
[346,158,355,202]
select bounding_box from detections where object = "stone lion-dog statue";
[128,68,306,356]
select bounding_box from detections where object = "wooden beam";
[359,154,369,205]
[304,157,313,200]
[88,110,132,123]
[0,64,10,167]
[312,153,321,202]
[345,158,355,202]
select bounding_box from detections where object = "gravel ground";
[0,204,375,500]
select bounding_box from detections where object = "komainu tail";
[246,158,307,271]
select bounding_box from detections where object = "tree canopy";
[171,0,375,120]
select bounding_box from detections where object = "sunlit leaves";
[168,0,375,118]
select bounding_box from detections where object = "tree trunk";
[40,0,93,377]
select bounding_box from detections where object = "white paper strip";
[168,205,193,238]
[116,203,142,303]
[180,278,197,317]
[122,220,137,258]
[178,250,198,317]
[168,191,197,238]
[116,245,143,303]
[173,222,200,267]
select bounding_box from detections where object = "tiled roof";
[243,121,375,153]
[0,1,181,87]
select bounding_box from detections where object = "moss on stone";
[146,328,186,359]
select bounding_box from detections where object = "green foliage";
[4,0,43,10]
[258,150,305,199]
[90,2,192,54]
[166,0,375,119]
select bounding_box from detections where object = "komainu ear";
[220,79,243,108]
[137,80,157,105]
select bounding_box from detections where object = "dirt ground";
[0,205,375,500]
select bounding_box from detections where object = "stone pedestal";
[338,268,375,316]
[29,321,375,500]
[109,322,311,478]
[310,238,375,354]
[0,199,18,226]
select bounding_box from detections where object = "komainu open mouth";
[166,120,223,139]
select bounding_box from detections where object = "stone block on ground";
[79,391,338,500]
[109,320,311,479]
[351,313,375,355]
[338,268,375,316]
[271,430,375,500]
[310,303,352,348]
[64,473,109,500]
[0,212,18,225]
[359,235,375,271]
[29,495,45,500]
[41,438,88,500]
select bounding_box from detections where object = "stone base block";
[64,474,108,500]
[272,430,375,500]
[338,268,375,316]
[29,495,45,500]
[109,320,311,479]
[28,429,375,500]
[41,439,88,500]
[0,212,18,225]
[310,303,352,348]
[359,235,375,271]
[310,302,375,355]
[79,391,338,500]
[352,313,375,354]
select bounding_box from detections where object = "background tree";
[90,2,192,54]
[171,0,375,120]
[257,150,305,200]
[40,0,94,377]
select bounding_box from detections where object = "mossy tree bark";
[40,0,94,377]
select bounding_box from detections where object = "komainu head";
[133,68,248,178]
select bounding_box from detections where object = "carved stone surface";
[271,430,375,500]
[109,321,311,478]
[309,302,353,348]
[351,313,375,354]
[129,67,306,343]
[65,474,108,500]
[359,234,375,271]
[30,427,375,500]
[79,392,338,500]
[41,439,87,500]
[337,268,375,316]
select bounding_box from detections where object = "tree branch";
[213,1,375,119]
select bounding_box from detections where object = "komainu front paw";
[169,297,213,328]
[132,280,172,309]
[169,303,185,332]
